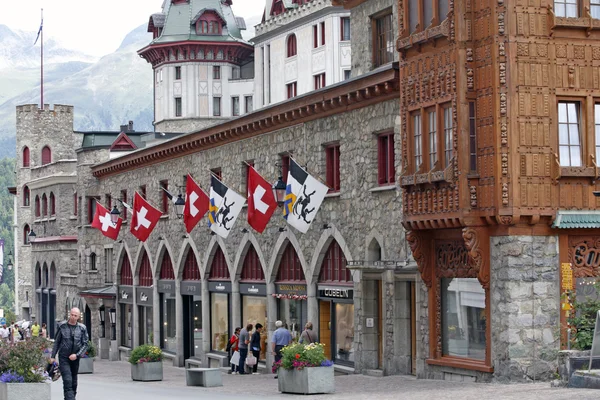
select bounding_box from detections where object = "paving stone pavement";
[51,359,600,400]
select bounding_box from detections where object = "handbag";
[230,350,240,366]
[246,353,257,366]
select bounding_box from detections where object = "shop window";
[120,256,133,285]
[161,293,177,352]
[41,145,51,165]
[210,292,228,352]
[120,304,132,347]
[22,146,30,167]
[325,143,340,192]
[23,185,30,207]
[49,192,55,215]
[377,132,395,185]
[183,250,201,281]
[243,295,267,360]
[287,34,297,57]
[139,252,153,287]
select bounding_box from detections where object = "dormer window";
[193,9,225,35]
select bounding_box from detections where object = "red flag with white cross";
[130,192,162,242]
[247,166,277,233]
[91,202,122,240]
[183,174,209,234]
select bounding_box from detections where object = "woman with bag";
[299,322,317,344]
[228,327,241,374]
[248,323,262,374]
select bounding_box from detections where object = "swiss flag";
[130,192,162,242]
[91,203,122,240]
[247,166,277,233]
[183,174,209,233]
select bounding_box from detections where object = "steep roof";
[151,0,249,45]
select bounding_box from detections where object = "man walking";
[51,308,89,400]
[238,323,252,375]
[271,320,292,378]
[31,321,40,337]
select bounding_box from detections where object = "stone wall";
[154,117,227,134]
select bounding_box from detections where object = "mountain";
[0,24,154,156]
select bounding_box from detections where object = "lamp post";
[109,308,116,340]
[28,230,37,244]
[6,251,12,271]
[272,175,287,206]
[174,194,185,218]
[99,306,105,338]
[110,205,121,224]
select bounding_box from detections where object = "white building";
[253,0,351,108]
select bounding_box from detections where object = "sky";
[0,0,264,58]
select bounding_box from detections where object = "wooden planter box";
[0,382,51,400]
[278,366,335,395]
[78,357,94,374]
[131,361,163,381]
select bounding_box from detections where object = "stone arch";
[154,239,176,277]
[267,230,308,284]
[115,242,133,282]
[201,236,233,280]
[175,238,203,280]
[49,262,56,288]
[365,229,385,261]
[309,225,354,284]
[35,262,42,289]
[132,242,154,278]
[42,262,49,287]
[233,232,268,279]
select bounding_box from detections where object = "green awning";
[552,210,600,229]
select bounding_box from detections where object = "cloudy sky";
[0,0,264,57]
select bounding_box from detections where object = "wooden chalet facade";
[396,0,600,381]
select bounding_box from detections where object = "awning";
[79,286,116,299]
[552,210,600,229]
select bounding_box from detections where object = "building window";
[41,193,47,216]
[287,82,297,99]
[378,132,395,185]
[105,194,112,210]
[160,180,169,215]
[211,167,222,180]
[281,153,291,184]
[469,101,477,173]
[41,145,51,165]
[287,34,297,57]
[444,106,454,168]
[558,101,582,167]
[341,17,351,41]
[245,96,253,113]
[49,192,55,216]
[555,0,578,17]
[213,97,221,116]
[140,185,147,199]
[90,253,97,271]
[121,190,128,220]
[175,66,181,80]
[22,146,30,167]
[175,97,182,117]
[313,24,318,48]
[88,197,97,224]
[105,248,113,283]
[343,69,351,80]
[24,224,30,245]
[427,110,438,170]
[213,66,221,80]
[373,12,394,67]
[73,192,78,216]
[314,73,326,90]
[232,96,240,116]
[320,21,326,45]
[23,185,30,206]
[412,113,422,172]
[325,143,341,192]
[593,0,600,18]
[35,195,40,218]
[232,67,240,80]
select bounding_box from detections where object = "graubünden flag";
[208,176,245,239]
[247,166,277,233]
[91,203,122,240]
[183,174,209,233]
[283,159,328,233]
[130,192,162,242]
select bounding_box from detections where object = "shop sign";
[561,263,573,291]
[318,286,353,299]
[136,287,153,306]
[208,281,232,292]
[240,283,266,296]
[118,286,134,304]
[157,280,176,294]
[181,280,202,295]
[275,284,307,296]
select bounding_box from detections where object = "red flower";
[295,354,300,359]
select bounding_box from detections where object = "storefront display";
[158,280,176,353]
[181,280,202,359]
[318,285,354,364]
[241,283,267,360]
[209,281,231,352]
[274,283,307,341]
[136,286,153,345]
[119,285,134,348]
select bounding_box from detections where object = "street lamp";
[109,308,116,340]
[28,230,37,243]
[110,205,121,224]
[99,306,105,338]
[272,176,287,206]
[6,251,12,271]
[174,194,185,219]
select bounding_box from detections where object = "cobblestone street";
[49,359,600,400]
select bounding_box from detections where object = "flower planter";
[0,382,51,400]
[131,361,163,381]
[78,357,94,374]
[278,366,335,395]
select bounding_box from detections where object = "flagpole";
[40,8,44,109]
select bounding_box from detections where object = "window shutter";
[23,147,30,167]
[41,146,51,165]
[378,136,386,184]
[387,134,395,184]
[334,145,340,191]
[326,147,334,189]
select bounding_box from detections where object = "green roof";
[153,0,248,45]
[78,131,146,149]
[552,210,600,229]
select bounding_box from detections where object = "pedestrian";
[10,322,18,344]
[238,323,253,375]
[250,323,263,374]
[271,320,292,378]
[50,307,89,400]
[229,327,241,374]
[41,322,47,338]
[0,324,8,343]
[299,322,317,344]
[31,321,40,337]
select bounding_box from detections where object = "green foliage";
[274,343,330,371]
[0,284,14,312]
[128,344,162,365]
[0,158,15,295]
[0,337,52,382]
[2,307,15,325]
[567,281,600,350]
[84,340,96,358]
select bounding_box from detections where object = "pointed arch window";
[90,253,97,271]
[139,252,153,287]
[23,146,30,167]
[49,192,55,215]
[160,252,175,280]
[287,34,297,57]
[41,146,51,165]
[183,250,201,280]
[209,247,230,280]
[24,224,31,245]
[120,256,133,285]
[318,241,351,283]
[276,243,305,282]
[35,195,40,217]
[42,194,47,216]
[23,185,30,206]
[241,246,265,282]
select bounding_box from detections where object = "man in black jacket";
[51,308,89,400]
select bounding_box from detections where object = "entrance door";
[319,301,331,359]
[183,295,192,359]
[378,280,383,369]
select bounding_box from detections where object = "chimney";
[128,121,134,132]
[120,125,127,133]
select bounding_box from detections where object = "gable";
[110,132,138,152]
